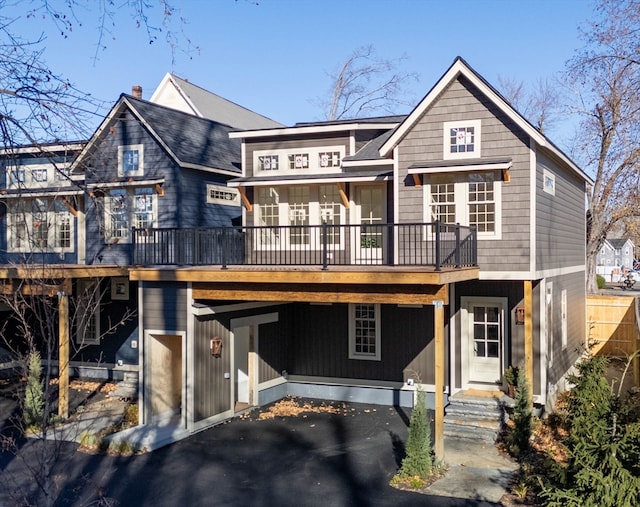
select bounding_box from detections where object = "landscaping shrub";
[597,274,606,289]
[507,366,532,456]
[23,350,44,430]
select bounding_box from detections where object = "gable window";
[258,154,279,171]
[443,120,481,160]
[75,279,101,345]
[7,199,74,253]
[424,171,501,238]
[117,144,144,177]
[32,168,48,183]
[289,153,309,170]
[104,187,156,243]
[349,303,381,361]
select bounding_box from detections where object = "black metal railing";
[132,222,477,270]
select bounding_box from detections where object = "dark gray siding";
[142,282,187,331]
[193,316,231,421]
[396,76,532,273]
[83,109,181,265]
[288,302,437,384]
[545,271,585,388]
[179,168,241,228]
[536,151,586,270]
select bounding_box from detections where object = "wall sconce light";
[515,306,525,325]
[210,336,223,357]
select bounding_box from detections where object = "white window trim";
[561,289,567,351]
[117,144,144,177]
[103,187,157,244]
[443,120,481,160]
[348,303,381,361]
[6,202,75,254]
[206,184,241,206]
[422,173,502,240]
[75,279,101,346]
[253,146,345,176]
[543,169,556,196]
[254,185,346,251]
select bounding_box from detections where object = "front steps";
[444,390,513,443]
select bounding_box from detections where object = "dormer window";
[32,169,48,183]
[118,144,144,177]
[289,153,309,170]
[443,120,481,160]
[258,155,279,171]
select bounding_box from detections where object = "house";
[596,237,635,281]
[126,57,591,451]
[0,81,280,401]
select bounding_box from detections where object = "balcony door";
[352,185,385,264]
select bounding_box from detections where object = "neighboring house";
[596,238,635,268]
[127,57,591,447]
[149,72,284,129]
[0,79,279,382]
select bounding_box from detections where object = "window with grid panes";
[257,187,280,245]
[319,184,343,245]
[349,303,381,360]
[288,186,310,245]
[468,173,495,233]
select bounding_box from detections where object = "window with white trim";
[349,303,381,360]
[255,185,346,249]
[253,146,345,175]
[423,172,501,238]
[7,198,74,253]
[206,184,240,206]
[543,169,555,195]
[104,187,157,243]
[117,144,144,177]
[75,279,101,345]
[443,120,481,160]
[561,289,568,350]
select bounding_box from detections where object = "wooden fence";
[587,295,639,356]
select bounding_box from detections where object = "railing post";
[322,221,328,270]
[221,228,228,270]
[472,226,478,266]
[455,223,461,268]
[435,220,441,271]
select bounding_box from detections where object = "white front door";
[462,297,506,386]
[352,185,385,264]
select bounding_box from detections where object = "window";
[254,146,345,175]
[561,289,568,350]
[424,172,501,238]
[543,169,555,195]
[7,199,74,253]
[258,154,279,171]
[256,187,281,246]
[104,187,156,243]
[8,168,26,187]
[56,166,72,182]
[443,120,481,160]
[206,184,241,206]
[288,186,309,245]
[289,153,309,170]
[319,184,344,246]
[117,144,144,177]
[349,303,381,360]
[319,151,341,168]
[472,305,501,358]
[32,168,48,183]
[75,279,100,345]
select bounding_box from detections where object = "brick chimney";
[132,85,142,99]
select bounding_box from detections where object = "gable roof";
[608,238,635,250]
[71,95,241,176]
[379,57,592,185]
[149,73,284,130]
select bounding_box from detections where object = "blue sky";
[8,0,596,145]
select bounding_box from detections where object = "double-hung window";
[349,303,381,361]
[75,279,101,345]
[104,187,156,243]
[7,198,74,253]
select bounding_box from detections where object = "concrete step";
[443,391,511,443]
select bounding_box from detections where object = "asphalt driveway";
[0,400,501,507]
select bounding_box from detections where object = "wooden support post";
[524,280,534,405]
[58,292,69,419]
[433,299,445,460]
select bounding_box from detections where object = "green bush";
[542,355,640,506]
[597,274,606,289]
[507,366,532,456]
[23,350,44,430]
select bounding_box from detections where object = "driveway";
[0,400,501,507]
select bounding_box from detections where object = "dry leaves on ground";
[257,398,345,420]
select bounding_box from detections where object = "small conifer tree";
[399,388,436,479]
[507,365,532,456]
[23,350,45,429]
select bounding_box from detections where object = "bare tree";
[315,45,419,121]
[497,75,562,134]
[567,0,640,292]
